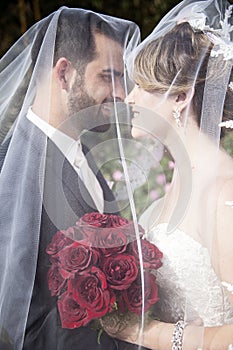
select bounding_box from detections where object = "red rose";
[75,213,129,247]
[120,222,144,242]
[94,227,128,254]
[102,254,138,290]
[119,272,159,316]
[71,225,88,242]
[47,265,66,296]
[78,212,129,228]
[46,213,163,331]
[129,238,163,270]
[68,267,115,318]
[106,214,129,227]
[46,230,74,256]
[58,291,91,328]
[55,241,99,274]
[73,226,97,246]
[75,215,103,245]
[78,212,110,227]
[75,213,144,248]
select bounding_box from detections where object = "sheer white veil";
[0,8,140,349]
[1,1,233,349]
[122,0,233,347]
[125,0,233,224]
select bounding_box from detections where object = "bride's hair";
[133,22,233,127]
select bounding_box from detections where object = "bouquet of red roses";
[46,212,163,329]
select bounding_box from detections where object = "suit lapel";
[43,139,98,231]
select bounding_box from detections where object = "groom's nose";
[112,78,126,102]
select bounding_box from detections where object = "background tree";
[0,0,180,57]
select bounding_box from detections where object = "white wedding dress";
[143,222,233,327]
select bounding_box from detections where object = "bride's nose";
[124,87,136,104]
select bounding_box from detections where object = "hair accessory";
[218,120,233,129]
[171,320,186,350]
[172,108,181,127]
[187,5,233,61]
[187,13,208,31]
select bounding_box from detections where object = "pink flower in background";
[168,161,175,169]
[165,182,171,192]
[156,173,166,186]
[112,170,123,181]
[149,190,159,201]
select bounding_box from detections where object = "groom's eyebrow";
[102,68,123,77]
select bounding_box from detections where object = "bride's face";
[125,84,174,139]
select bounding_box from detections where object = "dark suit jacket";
[0,117,149,350]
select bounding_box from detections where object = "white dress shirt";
[27,108,104,213]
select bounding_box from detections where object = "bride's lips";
[131,107,140,120]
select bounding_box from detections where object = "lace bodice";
[146,224,233,327]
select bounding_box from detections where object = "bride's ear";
[173,88,195,112]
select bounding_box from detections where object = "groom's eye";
[100,74,112,83]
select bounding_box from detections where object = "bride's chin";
[131,126,148,139]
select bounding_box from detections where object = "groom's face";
[67,33,125,132]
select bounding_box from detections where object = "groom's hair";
[31,8,128,70]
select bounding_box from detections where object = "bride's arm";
[110,319,233,350]
[136,320,204,350]
[110,181,233,350]
[215,179,233,305]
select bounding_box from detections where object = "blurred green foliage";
[0,0,181,57]
[222,131,233,157]
[82,120,175,220]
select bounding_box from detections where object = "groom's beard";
[68,72,96,117]
[67,73,112,133]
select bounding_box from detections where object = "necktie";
[73,141,104,213]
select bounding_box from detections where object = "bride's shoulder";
[217,153,233,203]
[208,153,233,204]
[218,177,233,207]
[219,149,233,180]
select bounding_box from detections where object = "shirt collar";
[26,108,83,165]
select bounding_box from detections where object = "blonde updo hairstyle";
[134,22,233,128]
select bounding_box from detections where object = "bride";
[109,0,233,348]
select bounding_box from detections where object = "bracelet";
[171,320,186,350]
[222,281,233,294]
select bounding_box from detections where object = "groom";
[0,8,145,350]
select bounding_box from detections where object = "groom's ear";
[174,88,194,112]
[54,57,73,91]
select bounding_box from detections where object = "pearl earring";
[172,108,181,127]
